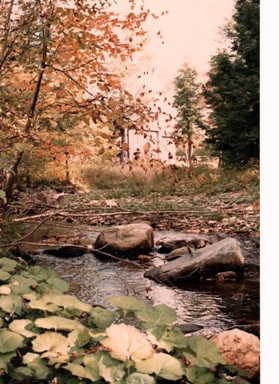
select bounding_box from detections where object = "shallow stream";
[27,221,260,334]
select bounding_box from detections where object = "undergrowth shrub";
[0,257,248,383]
[79,161,259,200]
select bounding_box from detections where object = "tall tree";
[173,62,204,168]
[0,0,157,210]
[202,0,259,166]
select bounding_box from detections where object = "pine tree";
[202,0,259,166]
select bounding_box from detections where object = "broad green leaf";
[9,319,35,338]
[22,292,38,301]
[82,353,102,381]
[22,266,53,281]
[126,372,156,384]
[0,294,23,314]
[0,270,11,281]
[147,325,188,352]
[136,304,177,325]
[11,274,38,287]
[28,299,60,313]
[64,363,90,380]
[184,335,227,368]
[108,296,147,314]
[22,353,52,380]
[0,330,24,353]
[89,306,115,328]
[51,294,92,312]
[10,282,33,295]
[101,324,154,362]
[0,351,17,370]
[98,353,126,382]
[32,331,69,355]
[68,326,90,348]
[35,316,79,331]
[185,366,220,384]
[0,257,18,272]
[136,353,185,381]
[46,277,69,293]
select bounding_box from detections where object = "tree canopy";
[202,0,259,166]
[0,0,159,208]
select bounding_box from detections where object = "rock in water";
[42,246,90,258]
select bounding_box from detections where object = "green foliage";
[172,62,205,166]
[202,0,259,166]
[0,257,248,383]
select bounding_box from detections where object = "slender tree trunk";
[2,20,50,208]
[187,123,192,168]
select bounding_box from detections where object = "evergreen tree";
[202,0,259,166]
[173,63,204,167]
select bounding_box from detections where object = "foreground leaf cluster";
[0,257,247,383]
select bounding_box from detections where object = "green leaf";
[136,304,177,326]
[9,319,35,338]
[0,257,18,272]
[68,326,90,348]
[98,353,126,382]
[126,372,156,384]
[23,266,54,281]
[108,296,148,317]
[22,353,53,380]
[0,294,23,314]
[28,299,60,313]
[0,330,24,353]
[100,323,154,362]
[0,270,11,281]
[147,325,188,352]
[186,365,231,383]
[64,363,91,380]
[11,274,38,287]
[0,351,17,371]
[82,353,103,381]
[89,306,115,328]
[136,352,185,381]
[51,294,92,312]
[184,335,227,369]
[35,316,80,331]
[46,277,69,293]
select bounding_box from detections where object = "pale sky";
[143,0,235,88]
[117,0,235,124]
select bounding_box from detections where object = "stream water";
[27,221,260,334]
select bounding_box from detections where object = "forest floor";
[12,189,260,246]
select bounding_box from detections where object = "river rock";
[210,328,260,379]
[158,238,211,253]
[93,223,154,259]
[144,237,244,283]
[42,245,91,258]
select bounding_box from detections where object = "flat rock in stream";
[144,237,244,283]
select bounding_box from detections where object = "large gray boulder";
[93,223,154,259]
[144,237,244,282]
